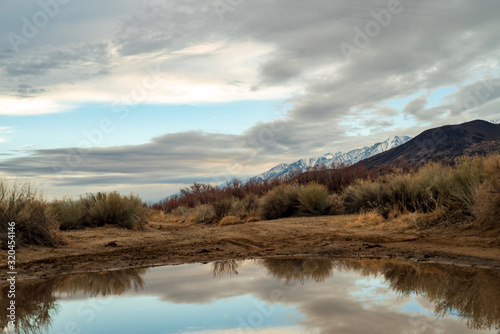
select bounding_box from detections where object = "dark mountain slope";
[358,120,500,169]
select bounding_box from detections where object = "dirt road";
[2,215,500,280]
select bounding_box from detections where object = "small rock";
[105,241,118,247]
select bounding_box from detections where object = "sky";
[0,0,499,201]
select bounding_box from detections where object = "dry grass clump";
[165,195,259,224]
[0,181,63,247]
[148,209,168,222]
[298,183,330,215]
[218,215,244,227]
[170,206,191,222]
[258,182,344,220]
[245,215,260,223]
[230,194,259,219]
[258,184,302,220]
[193,204,215,223]
[343,157,486,223]
[185,214,198,224]
[343,165,442,216]
[326,193,345,215]
[439,156,485,217]
[389,209,447,229]
[52,198,86,230]
[54,192,146,230]
[211,198,234,222]
[83,192,146,230]
[474,154,500,229]
[346,211,385,228]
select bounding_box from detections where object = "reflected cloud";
[1,260,499,334]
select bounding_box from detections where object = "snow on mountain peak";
[248,135,412,182]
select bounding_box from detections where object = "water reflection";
[261,258,334,284]
[0,269,145,334]
[1,259,499,333]
[211,260,240,278]
[0,279,57,334]
[56,269,145,297]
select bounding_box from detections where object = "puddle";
[1,258,499,333]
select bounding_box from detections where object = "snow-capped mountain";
[249,136,412,182]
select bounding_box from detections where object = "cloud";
[113,0,219,57]
[0,131,260,188]
[4,43,111,78]
[1,0,500,197]
[0,96,70,115]
[3,0,500,115]
[0,117,354,195]
[402,96,428,118]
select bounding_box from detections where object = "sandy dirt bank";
[2,215,499,280]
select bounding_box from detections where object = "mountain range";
[358,119,500,169]
[249,135,412,182]
[249,119,500,182]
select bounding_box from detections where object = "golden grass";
[346,211,385,228]
[245,215,261,223]
[148,210,168,222]
[218,216,244,227]
[185,214,198,224]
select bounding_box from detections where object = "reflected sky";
[1,259,499,334]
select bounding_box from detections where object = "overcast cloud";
[0,0,499,199]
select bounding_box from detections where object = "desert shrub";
[52,198,86,230]
[343,158,486,220]
[230,193,259,219]
[240,193,259,216]
[211,198,234,222]
[342,179,384,213]
[326,193,345,215]
[258,184,302,220]
[171,206,191,222]
[438,156,485,217]
[474,154,500,228]
[218,215,244,227]
[193,204,215,223]
[82,192,146,230]
[298,183,330,215]
[0,182,62,247]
